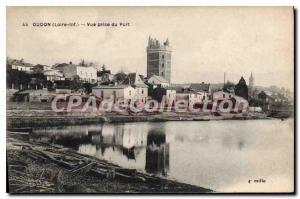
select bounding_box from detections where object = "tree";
[70,75,82,90]
[223,81,235,93]
[82,82,93,94]
[114,72,127,84]
[235,77,248,100]
[6,68,31,89]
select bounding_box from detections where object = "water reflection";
[146,128,169,176]
[30,120,294,192]
[30,126,102,150]
[31,123,170,176]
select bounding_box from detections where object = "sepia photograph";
[6,6,294,194]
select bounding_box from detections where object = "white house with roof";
[92,85,136,103]
[212,91,233,101]
[10,60,34,73]
[124,73,148,103]
[55,63,97,83]
[43,69,65,82]
[147,75,170,88]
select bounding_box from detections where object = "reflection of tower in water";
[145,128,170,176]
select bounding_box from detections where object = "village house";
[213,90,248,112]
[43,69,65,82]
[9,59,34,73]
[92,85,136,104]
[189,92,211,104]
[175,91,200,106]
[147,75,170,88]
[189,82,212,99]
[176,90,210,106]
[55,62,97,83]
[148,85,176,106]
[33,64,52,73]
[258,91,275,111]
[212,91,233,101]
[123,73,148,103]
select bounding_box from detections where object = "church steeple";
[249,72,255,96]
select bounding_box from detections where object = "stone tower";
[146,36,172,83]
[249,72,254,95]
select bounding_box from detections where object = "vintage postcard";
[6,6,294,193]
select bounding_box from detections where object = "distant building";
[55,62,97,83]
[235,77,248,100]
[213,91,233,101]
[189,82,212,100]
[176,91,206,105]
[248,72,254,96]
[213,91,248,112]
[147,37,172,83]
[147,75,170,88]
[258,91,275,111]
[185,92,209,105]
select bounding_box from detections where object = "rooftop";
[148,75,169,84]
[93,85,132,89]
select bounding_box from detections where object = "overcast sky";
[7,6,294,90]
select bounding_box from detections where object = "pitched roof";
[123,73,148,88]
[148,75,169,84]
[9,59,34,67]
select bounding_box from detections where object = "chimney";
[69,61,72,65]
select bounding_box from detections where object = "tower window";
[162,55,164,59]
[161,72,164,76]
[162,63,164,67]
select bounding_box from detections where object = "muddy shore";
[7,131,213,193]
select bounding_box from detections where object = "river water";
[30,119,294,192]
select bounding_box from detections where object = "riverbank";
[6,110,272,128]
[7,131,213,193]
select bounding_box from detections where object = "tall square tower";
[146,37,172,83]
